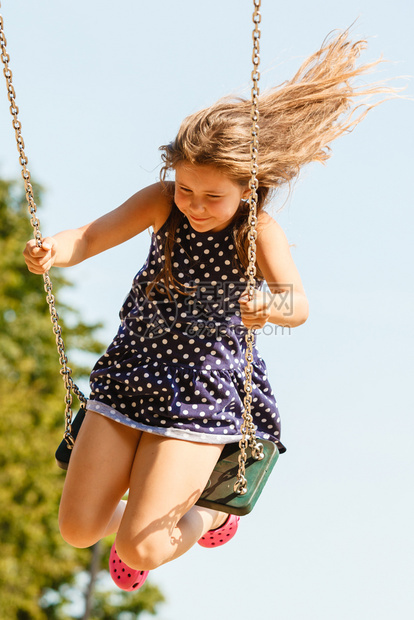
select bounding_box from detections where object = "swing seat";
[55,407,86,470]
[195,440,279,516]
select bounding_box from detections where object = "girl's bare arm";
[253,214,309,328]
[23,183,171,274]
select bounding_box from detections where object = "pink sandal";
[109,543,149,591]
[198,514,240,548]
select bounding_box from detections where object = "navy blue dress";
[88,208,286,453]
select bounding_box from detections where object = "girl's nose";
[189,198,205,213]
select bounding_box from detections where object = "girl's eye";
[208,195,221,199]
[179,186,191,193]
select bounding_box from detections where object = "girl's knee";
[116,531,171,571]
[58,508,103,549]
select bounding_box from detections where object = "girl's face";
[174,163,250,233]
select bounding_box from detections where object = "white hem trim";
[86,399,246,445]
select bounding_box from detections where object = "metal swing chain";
[234,0,265,495]
[0,4,86,449]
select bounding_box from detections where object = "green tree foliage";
[0,179,165,619]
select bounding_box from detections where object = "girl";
[24,31,389,591]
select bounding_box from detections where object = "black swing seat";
[55,407,279,516]
[55,407,86,471]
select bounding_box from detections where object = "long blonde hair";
[155,30,395,295]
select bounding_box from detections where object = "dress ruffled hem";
[88,360,286,452]
[87,401,243,444]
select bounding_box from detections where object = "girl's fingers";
[23,237,56,274]
[26,250,51,267]
[239,302,269,316]
[238,297,254,312]
[24,237,54,255]
[239,293,270,328]
[25,257,50,274]
[30,245,49,257]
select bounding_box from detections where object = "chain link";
[234,0,265,495]
[0,4,86,449]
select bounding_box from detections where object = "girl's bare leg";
[58,411,143,548]
[59,411,229,570]
[115,432,226,571]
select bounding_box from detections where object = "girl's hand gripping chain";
[23,237,58,274]
[238,289,271,329]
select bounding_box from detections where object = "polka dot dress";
[87,208,286,453]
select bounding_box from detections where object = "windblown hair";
[154,30,394,296]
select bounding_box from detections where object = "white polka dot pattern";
[88,209,285,452]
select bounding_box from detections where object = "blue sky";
[1,1,413,619]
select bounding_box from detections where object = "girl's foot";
[109,544,149,591]
[198,513,240,548]
[210,510,228,531]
